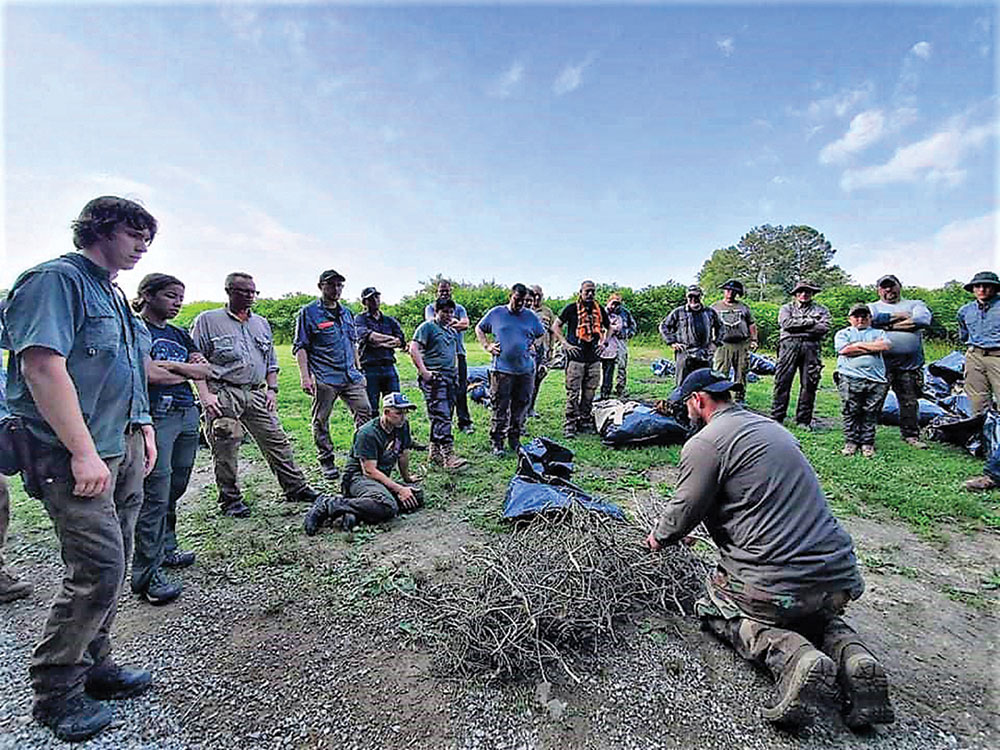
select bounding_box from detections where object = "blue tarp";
[748,352,777,376]
[928,351,965,384]
[502,438,624,520]
[878,391,948,426]
[600,405,688,447]
[650,359,675,378]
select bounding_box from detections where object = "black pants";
[885,366,924,440]
[455,355,472,429]
[363,364,401,413]
[489,371,533,447]
[771,338,823,425]
[419,373,456,445]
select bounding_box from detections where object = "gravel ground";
[0,523,995,750]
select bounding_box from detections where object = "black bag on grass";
[600,406,688,448]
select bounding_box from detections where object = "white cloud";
[819,109,886,164]
[220,6,262,45]
[490,60,526,99]
[846,212,998,287]
[771,176,787,185]
[553,56,594,96]
[910,41,932,59]
[798,82,874,120]
[840,118,996,191]
[717,37,734,57]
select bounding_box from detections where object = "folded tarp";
[748,353,777,376]
[502,438,624,520]
[928,351,965,384]
[593,400,687,448]
[878,391,948,426]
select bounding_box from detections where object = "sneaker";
[85,662,153,700]
[861,445,876,458]
[459,424,476,435]
[841,443,859,457]
[0,568,33,603]
[964,474,997,492]
[162,550,196,568]
[761,647,838,727]
[140,570,182,606]
[33,693,113,742]
[903,437,928,449]
[222,501,251,518]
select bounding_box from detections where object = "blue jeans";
[363,364,401,413]
[131,405,199,591]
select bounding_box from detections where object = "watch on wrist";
[267,385,279,393]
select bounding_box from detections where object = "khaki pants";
[30,430,145,708]
[311,381,372,470]
[564,360,602,432]
[713,341,750,398]
[964,348,1000,415]
[205,382,309,507]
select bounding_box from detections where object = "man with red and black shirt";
[551,280,609,438]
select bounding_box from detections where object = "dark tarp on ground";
[927,351,965,384]
[878,391,948,426]
[598,404,688,448]
[650,359,675,378]
[983,411,1000,481]
[748,352,777,375]
[502,437,624,520]
[466,365,490,405]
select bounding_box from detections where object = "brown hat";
[791,280,822,294]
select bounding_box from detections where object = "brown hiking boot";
[428,443,443,466]
[0,568,33,603]
[965,474,996,491]
[761,646,838,727]
[903,437,928,449]
[841,442,858,456]
[838,646,895,730]
[439,443,468,470]
[860,444,876,458]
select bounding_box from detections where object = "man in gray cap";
[647,368,894,730]
[867,274,932,448]
[958,271,1000,417]
[771,280,831,428]
[711,279,758,400]
[659,285,722,385]
[958,272,1000,490]
[293,269,372,481]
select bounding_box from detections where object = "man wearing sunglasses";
[191,273,327,518]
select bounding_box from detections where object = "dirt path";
[1,459,997,750]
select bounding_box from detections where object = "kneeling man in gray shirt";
[646,368,894,730]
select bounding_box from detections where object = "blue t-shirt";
[146,321,200,412]
[835,326,887,383]
[425,301,468,356]
[412,320,457,375]
[478,306,546,375]
[293,300,364,386]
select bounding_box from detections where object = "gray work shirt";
[868,298,931,371]
[0,252,151,458]
[190,307,279,386]
[654,406,862,597]
[778,300,831,342]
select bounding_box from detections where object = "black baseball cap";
[669,368,737,403]
[877,274,901,288]
[361,286,380,300]
[319,269,346,284]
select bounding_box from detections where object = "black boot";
[304,495,352,536]
[33,694,113,742]
[822,620,894,729]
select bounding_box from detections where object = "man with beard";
[646,368,894,730]
[660,286,722,386]
[551,280,610,438]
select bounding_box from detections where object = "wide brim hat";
[964,271,1000,292]
[791,280,822,294]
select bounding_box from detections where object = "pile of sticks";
[409,502,710,682]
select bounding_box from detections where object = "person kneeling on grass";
[646,369,894,730]
[304,392,423,534]
[834,304,892,458]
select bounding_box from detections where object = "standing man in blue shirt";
[354,286,407,413]
[475,283,546,455]
[1,196,159,742]
[868,274,932,449]
[294,270,372,481]
[424,280,475,434]
[958,272,1000,491]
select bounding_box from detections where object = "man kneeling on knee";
[304,392,422,534]
[646,369,894,730]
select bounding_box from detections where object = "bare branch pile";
[411,502,710,683]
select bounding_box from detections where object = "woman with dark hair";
[131,274,212,605]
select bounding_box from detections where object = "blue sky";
[3,2,996,303]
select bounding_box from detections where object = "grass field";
[8,340,999,554]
